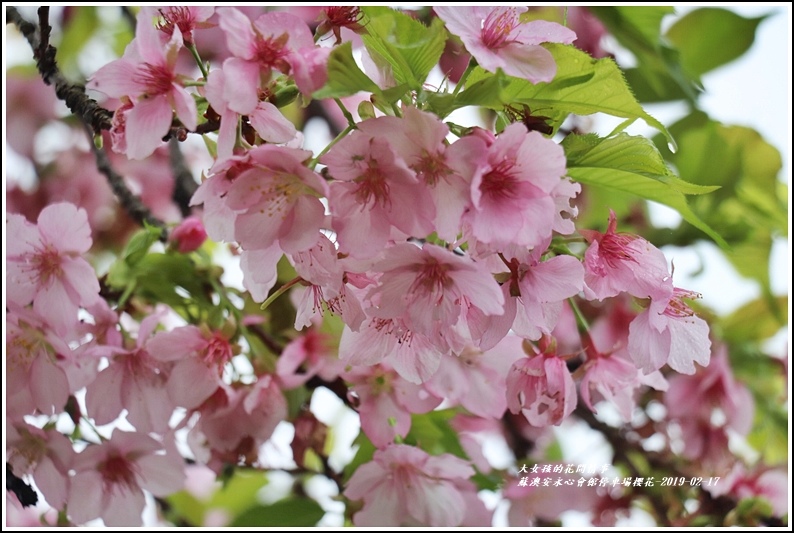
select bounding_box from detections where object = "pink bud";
[170,216,207,253]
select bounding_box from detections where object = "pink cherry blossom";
[84,313,174,433]
[322,129,434,257]
[216,8,318,112]
[7,422,75,510]
[345,365,441,448]
[581,348,668,423]
[339,317,446,384]
[628,287,711,375]
[357,107,479,241]
[463,124,568,249]
[188,377,287,470]
[581,210,673,302]
[87,8,198,159]
[504,470,599,526]
[435,6,576,83]
[204,64,297,161]
[7,202,100,337]
[169,216,208,253]
[344,444,475,526]
[425,337,525,419]
[66,430,185,526]
[152,6,215,47]
[276,329,345,388]
[706,464,789,517]
[6,303,73,419]
[366,242,504,340]
[506,344,577,427]
[147,325,236,409]
[222,145,329,254]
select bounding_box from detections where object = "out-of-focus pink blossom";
[344,444,475,526]
[84,313,173,433]
[7,203,100,336]
[169,216,208,253]
[345,365,441,448]
[147,325,237,409]
[504,470,600,525]
[706,464,789,517]
[426,337,525,419]
[66,431,185,526]
[276,329,345,388]
[7,423,75,510]
[188,377,287,469]
[436,6,576,83]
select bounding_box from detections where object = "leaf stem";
[260,276,305,311]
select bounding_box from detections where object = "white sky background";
[3,4,792,528]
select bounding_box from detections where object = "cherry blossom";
[344,365,441,448]
[628,287,711,375]
[436,6,576,83]
[581,210,673,302]
[169,216,208,253]
[506,341,577,427]
[87,9,197,159]
[344,444,475,526]
[7,202,100,337]
[66,431,185,526]
[463,124,568,249]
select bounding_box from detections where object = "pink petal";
[38,202,93,253]
[171,84,198,131]
[217,7,257,60]
[125,97,173,159]
[249,101,297,143]
[222,58,260,115]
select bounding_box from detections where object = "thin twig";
[168,138,198,218]
[86,126,167,240]
[7,6,113,132]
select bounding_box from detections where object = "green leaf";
[563,133,726,247]
[209,469,269,516]
[361,7,446,89]
[231,498,325,527]
[123,224,164,266]
[720,296,787,343]
[667,8,768,77]
[590,7,699,103]
[460,45,675,145]
[57,7,99,76]
[165,491,205,526]
[312,42,381,100]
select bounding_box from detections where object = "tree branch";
[168,139,198,218]
[7,6,113,132]
[86,126,167,240]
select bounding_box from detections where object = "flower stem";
[452,58,478,97]
[309,125,354,169]
[567,297,591,334]
[187,43,209,79]
[260,276,304,311]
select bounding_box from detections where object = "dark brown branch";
[86,126,167,240]
[7,6,113,132]
[9,6,167,237]
[168,138,199,218]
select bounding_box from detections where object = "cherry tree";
[5,6,789,527]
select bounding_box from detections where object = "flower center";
[410,258,454,301]
[99,454,140,494]
[157,7,195,42]
[480,159,520,202]
[354,163,391,209]
[134,63,176,97]
[31,244,63,286]
[253,33,290,73]
[481,8,520,49]
[413,150,450,186]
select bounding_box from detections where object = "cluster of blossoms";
[8,5,777,528]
